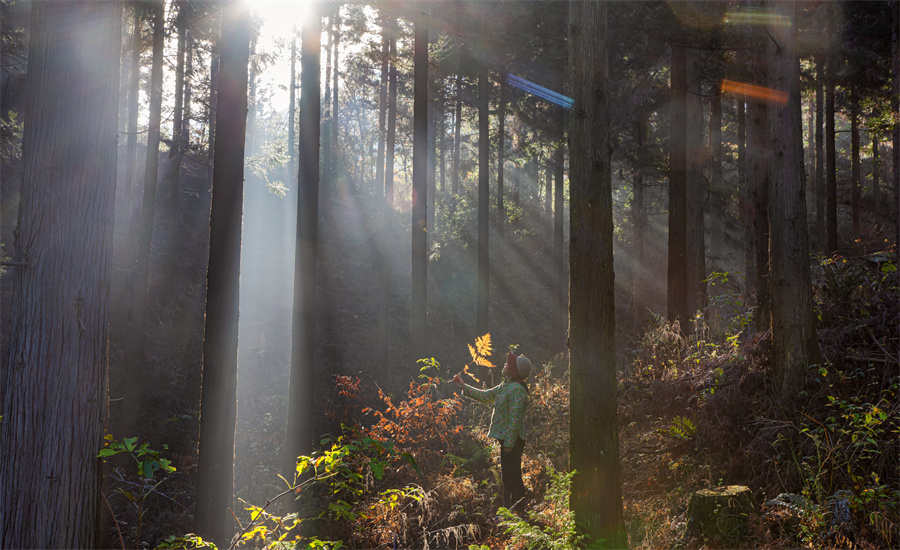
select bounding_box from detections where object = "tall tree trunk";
[331,8,340,182]
[194,3,250,547]
[427,80,437,234]
[385,17,397,207]
[708,82,724,273]
[497,70,506,235]
[667,45,688,327]
[452,71,462,195]
[206,10,220,201]
[747,50,770,332]
[567,3,625,546]
[767,0,820,399]
[374,16,388,199]
[411,20,428,361]
[825,3,838,254]
[120,0,165,439]
[685,48,706,323]
[893,1,899,250]
[288,27,297,184]
[632,115,646,333]
[123,5,142,232]
[850,84,860,238]
[476,60,489,336]
[322,9,333,189]
[872,132,879,220]
[815,56,825,252]
[551,112,566,354]
[894,1,900,250]
[284,0,321,482]
[161,8,188,297]
[739,98,754,303]
[0,2,121,548]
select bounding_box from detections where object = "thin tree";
[497,69,507,235]
[767,0,820,398]
[476,58,489,336]
[411,18,428,361]
[374,12,390,372]
[746,40,770,332]
[667,44,688,327]
[385,16,398,207]
[452,70,462,195]
[121,0,166,438]
[194,2,251,546]
[288,25,297,183]
[284,0,321,480]
[567,2,625,546]
[0,2,121,547]
[632,113,647,333]
[825,3,838,254]
[123,4,143,231]
[815,55,825,251]
[850,84,860,238]
[685,48,706,322]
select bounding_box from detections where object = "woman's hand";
[452,374,464,388]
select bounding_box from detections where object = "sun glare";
[247,0,309,39]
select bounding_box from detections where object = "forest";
[0,0,897,549]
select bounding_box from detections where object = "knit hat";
[507,351,533,381]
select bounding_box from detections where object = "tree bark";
[498,70,506,235]
[667,45,688,328]
[123,4,142,231]
[477,59,490,336]
[194,2,250,547]
[120,0,166,439]
[567,2,625,547]
[284,1,321,483]
[850,84,860,238]
[747,52,770,332]
[385,17,398,207]
[815,56,825,252]
[632,114,647,333]
[767,0,820,399]
[685,48,706,322]
[825,3,838,254]
[374,15,388,199]
[411,19,428,361]
[0,2,121,548]
[452,71,462,195]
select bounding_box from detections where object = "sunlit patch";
[723,7,790,28]
[721,79,788,106]
[246,0,308,38]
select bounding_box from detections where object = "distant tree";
[497,69,507,235]
[284,0,321,482]
[0,2,122,547]
[667,44,688,327]
[767,0,820,398]
[374,12,390,373]
[746,36,770,331]
[685,48,706,322]
[385,16,398,207]
[476,57,489,336]
[567,2,625,547]
[122,3,144,232]
[825,3,838,254]
[120,0,167,438]
[814,56,825,251]
[551,109,566,354]
[850,84,861,238]
[411,17,428,360]
[194,1,251,546]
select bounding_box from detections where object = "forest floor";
[95,168,898,549]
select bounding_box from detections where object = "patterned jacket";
[463,379,527,448]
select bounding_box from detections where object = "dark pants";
[499,437,527,509]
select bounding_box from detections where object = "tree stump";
[684,485,756,543]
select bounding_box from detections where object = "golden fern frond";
[467,343,478,362]
[463,364,480,383]
[474,355,495,368]
[475,333,492,357]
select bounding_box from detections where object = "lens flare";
[721,79,788,106]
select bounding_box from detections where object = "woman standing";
[453,351,533,510]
